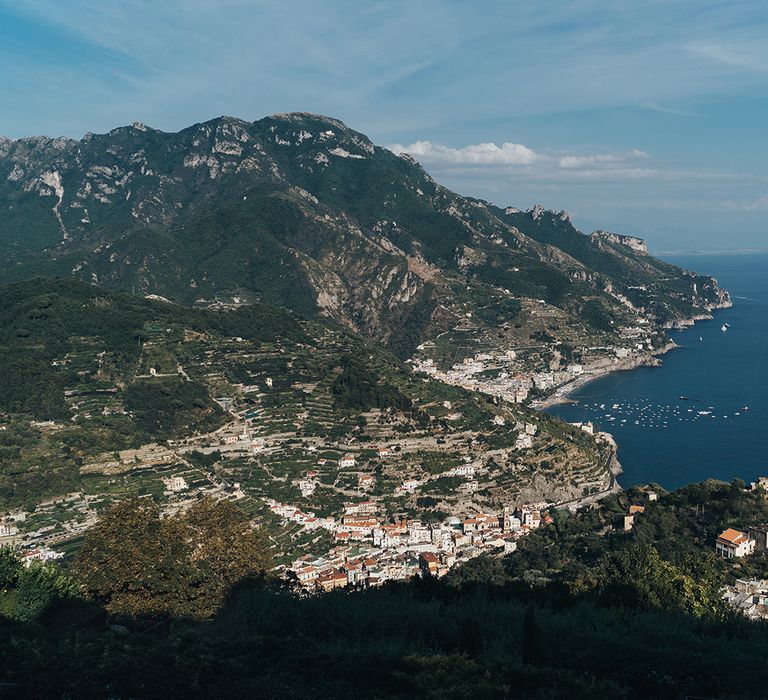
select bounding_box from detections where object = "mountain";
[0,113,729,361]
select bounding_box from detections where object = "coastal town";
[0,272,732,596]
[275,499,546,590]
[409,317,665,411]
[0,292,638,580]
[0,409,599,585]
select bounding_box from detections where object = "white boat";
[721,324,728,332]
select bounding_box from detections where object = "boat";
[699,336,703,342]
[679,396,690,401]
[721,324,728,332]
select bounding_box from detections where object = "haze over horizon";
[2,0,767,253]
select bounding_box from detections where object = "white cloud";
[388,140,538,165]
[389,140,656,176]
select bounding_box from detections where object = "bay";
[547,254,768,489]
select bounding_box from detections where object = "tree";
[576,543,724,617]
[0,546,21,589]
[75,497,270,618]
[521,604,548,666]
[75,498,193,617]
[14,563,79,621]
[182,498,271,617]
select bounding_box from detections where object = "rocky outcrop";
[590,230,648,254]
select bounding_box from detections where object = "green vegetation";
[123,379,224,440]
[0,481,767,697]
[0,113,741,696]
[0,279,311,507]
[0,548,79,622]
[330,356,412,412]
[0,113,728,357]
[74,496,270,619]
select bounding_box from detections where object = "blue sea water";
[547,254,768,489]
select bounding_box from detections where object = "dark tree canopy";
[75,497,270,618]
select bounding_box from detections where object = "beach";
[534,341,676,410]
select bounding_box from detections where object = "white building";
[22,548,64,566]
[716,528,755,558]
[515,434,533,450]
[0,521,18,538]
[502,507,522,533]
[358,474,375,490]
[164,475,188,492]
[513,388,529,403]
[450,464,476,478]
[722,579,768,620]
[298,479,317,497]
[520,506,542,529]
[408,524,433,544]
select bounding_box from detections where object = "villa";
[716,528,755,559]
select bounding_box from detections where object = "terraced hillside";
[0,279,612,564]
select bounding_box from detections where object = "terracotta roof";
[317,570,347,582]
[628,505,645,514]
[718,528,748,545]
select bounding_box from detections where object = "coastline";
[599,430,624,488]
[533,341,677,410]
[534,300,733,410]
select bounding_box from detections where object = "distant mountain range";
[0,112,729,359]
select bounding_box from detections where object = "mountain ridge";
[0,112,730,364]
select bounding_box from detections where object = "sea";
[547,254,768,490]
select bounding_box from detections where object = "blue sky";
[1,0,767,252]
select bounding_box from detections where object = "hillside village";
[279,500,547,590]
[0,278,631,577]
[0,390,611,584]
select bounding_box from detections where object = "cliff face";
[0,112,729,356]
[590,230,648,254]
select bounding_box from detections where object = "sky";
[1,0,768,252]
